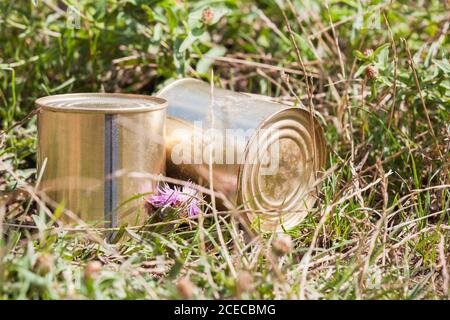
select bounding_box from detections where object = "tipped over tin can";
[158,78,327,232]
[36,93,166,229]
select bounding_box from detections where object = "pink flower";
[145,182,202,218]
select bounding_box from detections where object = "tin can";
[157,78,327,232]
[35,93,166,229]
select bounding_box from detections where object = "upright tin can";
[157,78,327,232]
[35,93,166,229]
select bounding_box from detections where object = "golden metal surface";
[165,115,240,201]
[158,78,327,232]
[37,93,166,227]
[117,112,165,225]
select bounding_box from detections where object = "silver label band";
[104,114,119,235]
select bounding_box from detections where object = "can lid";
[238,107,327,232]
[36,93,167,114]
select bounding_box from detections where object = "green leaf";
[179,32,199,53]
[377,75,392,86]
[377,47,390,68]
[32,214,47,235]
[433,59,450,74]
[110,224,128,244]
[373,43,390,57]
[167,256,184,279]
[196,46,226,74]
[353,50,367,61]
[52,202,65,222]
[354,64,368,78]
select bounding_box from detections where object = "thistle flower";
[84,260,102,280]
[365,65,378,79]
[236,271,253,294]
[34,254,54,275]
[177,277,196,299]
[147,183,181,208]
[201,7,214,25]
[363,48,373,57]
[146,182,202,218]
[272,234,292,256]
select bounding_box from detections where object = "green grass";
[0,0,449,299]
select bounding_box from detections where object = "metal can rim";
[35,93,167,114]
[156,78,203,97]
